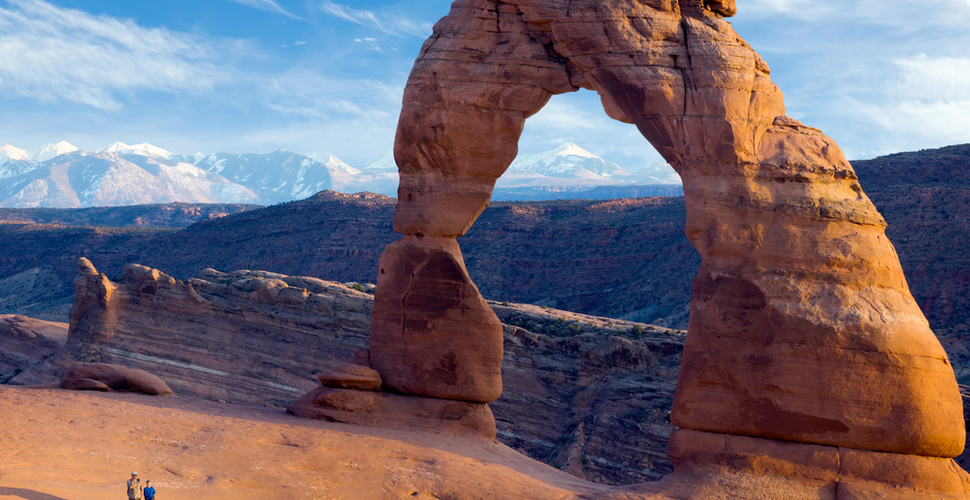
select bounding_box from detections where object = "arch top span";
[372,0,966,463]
[394,0,783,236]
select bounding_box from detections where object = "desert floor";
[0,385,624,500]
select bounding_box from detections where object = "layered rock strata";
[0,314,67,383]
[59,258,373,405]
[53,260,687,484]
[374,0,968,494]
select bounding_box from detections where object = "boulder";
[287,385,497,440]
[61,377,110,391]
[63,363,172,396]
[317,363,382,391]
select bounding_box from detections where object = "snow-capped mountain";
[322,150,400,194]
[184,150,337,204]
[0,145,34,182]
[0,140,681,207]
[0,145,28,164]
[29,141,79,163]
[308,152,360,175]
[507,142,631,178]
[328,143,680,199]
[102,141,173,159]
[360,150,398,173]
[0,149,259,208]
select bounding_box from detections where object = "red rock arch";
[371,0,964,461]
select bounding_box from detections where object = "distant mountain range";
[0,141,681,208]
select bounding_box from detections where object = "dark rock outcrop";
[0,314,67,383]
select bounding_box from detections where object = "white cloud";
[850,54,970,145]
[225,0,301,19]
[741,0,970,28]
[319,1,432,37]
[0,0,234,110]
[892,54,970,102]
[732,0,970,159]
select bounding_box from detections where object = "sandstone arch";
[372,0,964,468]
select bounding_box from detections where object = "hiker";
[127,471,143,500]
[143,480,156,500]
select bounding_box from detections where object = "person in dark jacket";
[143,480,156,500]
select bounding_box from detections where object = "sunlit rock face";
[375,0,966,488]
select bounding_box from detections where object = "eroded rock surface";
[57,259,374,405]
[371,236,504,402]
[56,260,687,484]
[0,314,67,383]
[61,362,172,395]
[373,0,968,495]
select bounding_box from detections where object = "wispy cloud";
[742,0,970,28]
[853,54,970,144]
[733,0,970,159]
[0,0,235,110]
[225,0,301,19]
[319,1,431,37]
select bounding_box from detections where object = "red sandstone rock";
[617,429,970,500]
[371,236,504,403]
[58,262,374,406]
[287,385,497,440]
[317,363,382,391]
[61,259,691,483]
[63,363,172,396]
[61,377,109,391]
[314,388,376,412]
[379,0,965,461]
[351,348,371,367]
[0,314,67,384]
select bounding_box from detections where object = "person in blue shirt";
[143,480,156,500]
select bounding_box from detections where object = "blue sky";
[0,0,968,169]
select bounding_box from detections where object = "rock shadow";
[0,487,68,500]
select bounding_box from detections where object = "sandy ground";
[0,386,618,500]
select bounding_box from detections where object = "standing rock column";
[370,0,574,403]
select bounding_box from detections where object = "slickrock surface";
[0,386,610,500]
[11,261,970,487]
[317,363,382,391]
[288,386,499,439]
[3,387,969,500]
